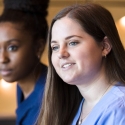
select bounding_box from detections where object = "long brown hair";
[38,3,125,125]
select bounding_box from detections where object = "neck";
[77,82,113,125]
[18,73,37,99]
[77,75,114,104]
[18,79,36,99]
[18,63,42,99]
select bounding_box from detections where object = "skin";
[0,22,40,98]
[51,16,114,117]
[51,16,107,86]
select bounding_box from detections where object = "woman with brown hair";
[38,3,125,125]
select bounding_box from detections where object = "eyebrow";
[51,35,82,44]
[6,39,21,43]
[65,35,82,40]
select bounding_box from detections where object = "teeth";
[63,64,72,68]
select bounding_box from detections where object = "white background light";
[0,79,12,89]
[120,16,125,26]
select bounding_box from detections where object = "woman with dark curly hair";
[0,0,49,125]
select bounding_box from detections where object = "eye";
[51,45,59,51]
[8,45,18,51]
[69,41,79,46]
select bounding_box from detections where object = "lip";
[61,62,75,70]
[0,69,12,76]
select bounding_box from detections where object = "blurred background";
[0,0,125,124]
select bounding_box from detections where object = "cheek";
[74,47,102,67]
[51,54,57,68]
[72,49,87,62]
[11,50,37,66]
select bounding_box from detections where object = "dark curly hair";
[0,0,49,51]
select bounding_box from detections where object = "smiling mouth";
[62,63,75,68]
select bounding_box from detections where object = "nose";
[58,47,70,59]
[0,50,9,63]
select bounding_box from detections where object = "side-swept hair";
[38,3,125,125]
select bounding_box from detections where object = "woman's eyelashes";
[51,45,59,52]
[69,40,79,46]
[51,40,79,52]
[8,45,19,51]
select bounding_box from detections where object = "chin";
[1,77,16,83]
[62,78,76,85]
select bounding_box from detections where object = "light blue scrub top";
[72,84,125,125]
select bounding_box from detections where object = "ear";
[101,36,112,57]
[36,39,45,59]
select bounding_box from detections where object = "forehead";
[0,21,24,31]
[0,22,32,43]
[51,17,85,40]
[0,22,29,36]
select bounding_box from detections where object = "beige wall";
[0,0,125,118]
[0,81,17,118]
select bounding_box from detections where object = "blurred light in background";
[120,16,125,26]
[116,16,125,48]
[0,79,12,89]
[0,79,17,118]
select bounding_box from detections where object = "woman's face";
[0,22,38,82]
[51,17,106,85]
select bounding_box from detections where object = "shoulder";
[99,104,125,125]
[112,85,125,104]
[106,85,125,110]
[99,85,125,125]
